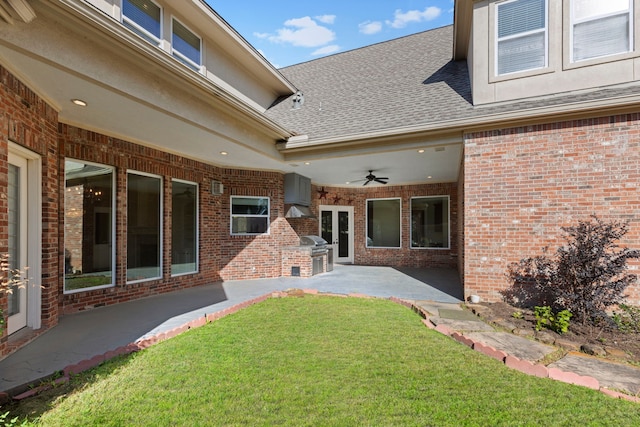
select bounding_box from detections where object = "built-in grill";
[300,235,329,254]
[299,235,333,274]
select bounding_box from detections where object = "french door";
[320,205,354,264]
[7,154,28,334]
[7,145,41,335]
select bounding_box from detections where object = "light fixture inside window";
[71,99,87,107]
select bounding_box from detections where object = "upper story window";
[172,18,202,70]
[571,0,632,62]
[122,0,162,46]
[496,0,548,75]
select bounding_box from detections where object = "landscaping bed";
[472,301,640,365]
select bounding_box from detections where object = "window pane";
[232,197,269,215]
[573,13,630,61]
[498,32,545,74]
[172,181,197,275]
[573,0,629,21]
[498,0,545,38]
[367,199,401,248]
[411,197,450,249]
[127,173,161,281]
[8,164,19,314]
[64,160,114,292]
[173,19,201,66]
[231,217,268,234]
[231,197,269,235]
[123,0,161,41]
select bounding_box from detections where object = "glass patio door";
[7,155,28,334]
[320,205,354,264]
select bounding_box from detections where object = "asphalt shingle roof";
[267,26,471,140]
[267,26,640,140]
[266,25,640,142]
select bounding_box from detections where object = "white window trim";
[64,159,116,294]
[495,0,549,76]
[410,195,451,250]
[569,0,633,63]
[121,0,163,47]
[365,197,402,249]
[230,196,271,236]
[126,170,163,284]
[171,178,199,277]
[171,16,203,72]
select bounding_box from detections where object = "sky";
[206,1,455,69]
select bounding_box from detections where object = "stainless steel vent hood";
[285,204,316,219]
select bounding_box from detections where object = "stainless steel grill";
[299,235,333,273]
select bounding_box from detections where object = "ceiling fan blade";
[363,180,370,186]
[374,178,388,184]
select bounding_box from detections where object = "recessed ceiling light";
[220,151,228,156]
[427,176,432,179]
[345,181,350,184]
[71,99,87,107]
[418,149,425,153]
[304,162,311,165]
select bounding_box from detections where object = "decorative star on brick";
[317,186,328,199]
[332,195,342,204]
[347,197,354,205]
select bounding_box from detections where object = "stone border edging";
[8,291,640,404]
[388,297,640,404]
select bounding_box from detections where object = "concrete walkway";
[2,264,640,402]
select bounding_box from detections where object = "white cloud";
[263,16,335,48]
[312,45,340,56]
[359,20,382,35]
[386,6,442,29]
[315,14,336,24]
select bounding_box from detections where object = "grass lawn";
[6,295,640,426]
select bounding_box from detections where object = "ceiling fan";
[355,170,389,186]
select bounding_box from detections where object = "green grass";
[6,296,640,426]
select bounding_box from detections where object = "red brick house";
[1,0,639,357]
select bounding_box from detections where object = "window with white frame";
[172,180,198,276]
[366,198,401,248]
[122,0,162,46]
[64,160,115,293]
[496,0,547,75]
[231,196,270,235]
[172,18,202,70]
[410,196,450,249]
[571,0,632,62]
[127,172,162,282]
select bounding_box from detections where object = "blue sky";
[207,1,455,68]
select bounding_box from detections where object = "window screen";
[572,0,631,62]
[496,0,547,75]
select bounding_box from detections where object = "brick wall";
[304,182,459,268]
[464,114,640,304]
[59,125,301,314]
[0,65,59,355]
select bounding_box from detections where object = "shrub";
[612,304,640,334]
[504,216,640,325]
[534,306,572,334]
[1,253,28,334]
